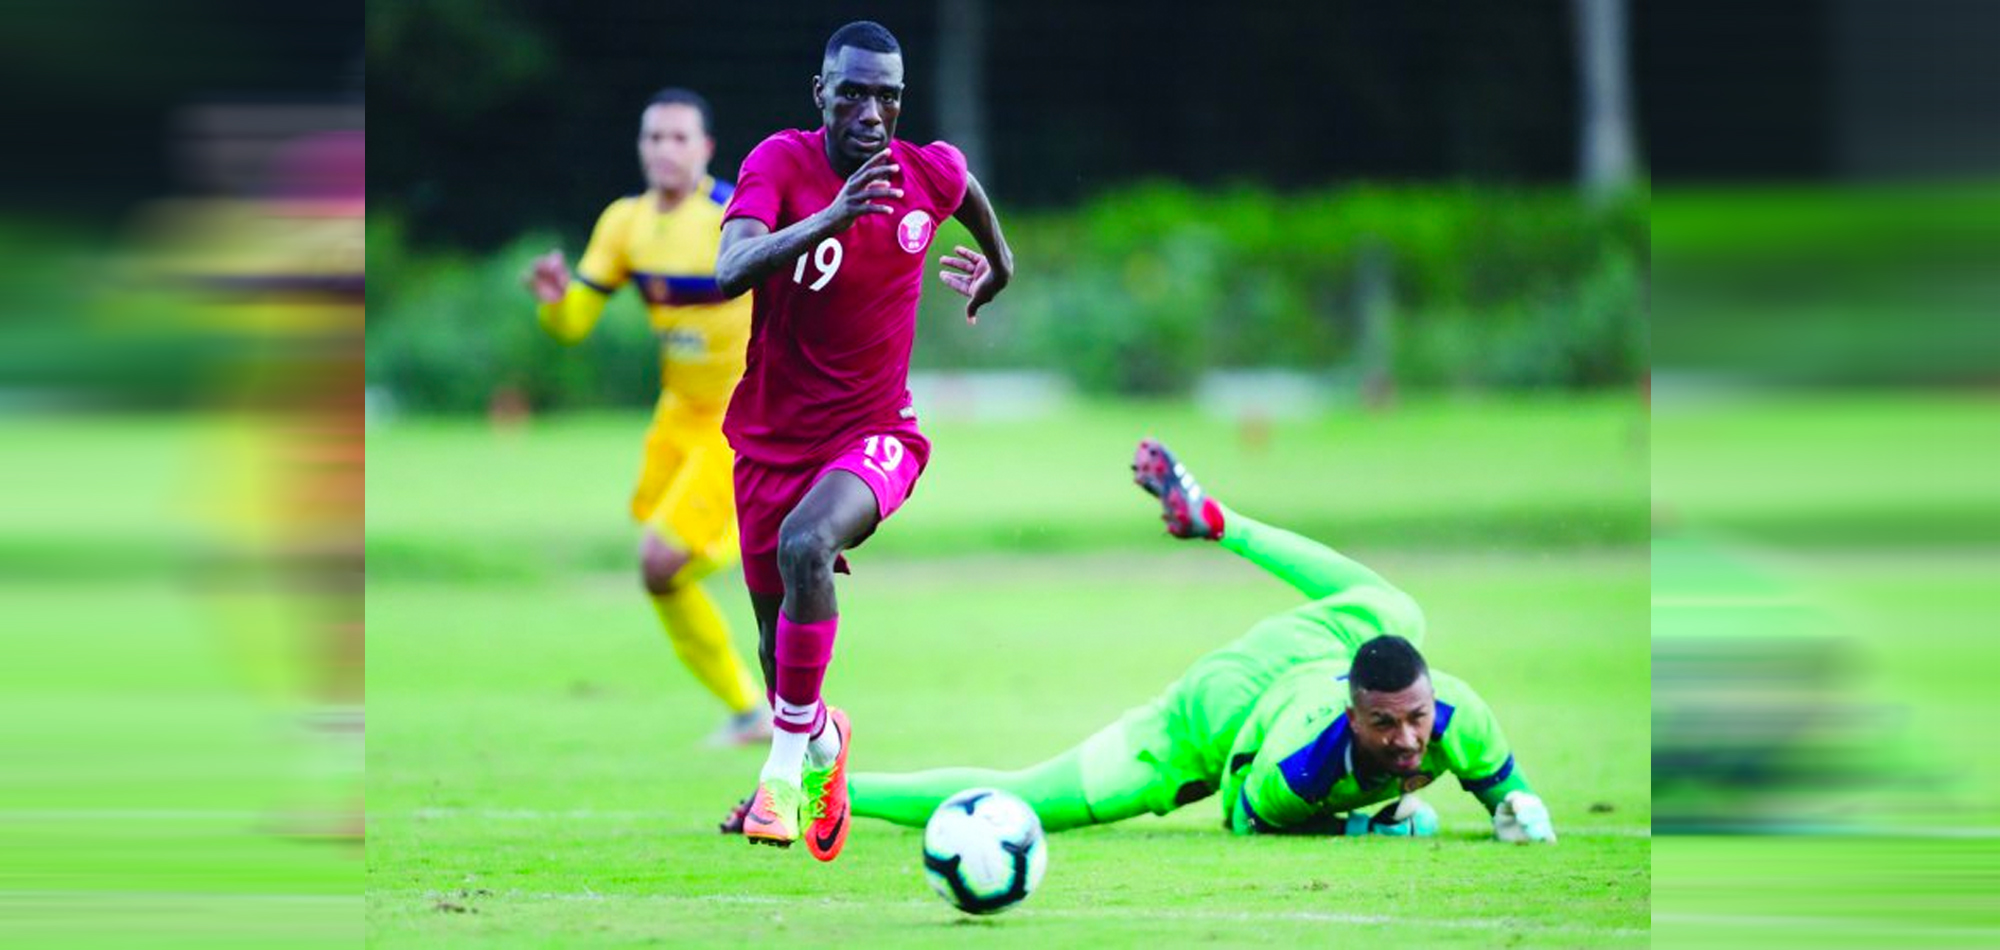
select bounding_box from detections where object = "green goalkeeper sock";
[1219,507,1400,601]
[850,748,1098,832]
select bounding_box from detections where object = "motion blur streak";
[0,2,362,946]
[1650,3,2000,944]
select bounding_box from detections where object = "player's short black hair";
[644,87,713,136]
[824,20,901,65]
[1349,636,1429,694]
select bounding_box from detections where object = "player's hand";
[822,147,901,231]
[1493,790,1556,843]
[524,249,569,304]
[939,244,1007,324]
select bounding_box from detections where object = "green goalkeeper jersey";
[1219,661,1530,834]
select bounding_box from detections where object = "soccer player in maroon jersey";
[712,20,1014,859]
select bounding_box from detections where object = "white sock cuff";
[776,700,820,728]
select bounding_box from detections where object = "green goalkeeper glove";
[1343,796,1439,837]
[1493,790,1556,843]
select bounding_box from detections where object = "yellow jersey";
[540,176,750,415]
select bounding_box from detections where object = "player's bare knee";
[776,521,837,584]
[641,544,692,594]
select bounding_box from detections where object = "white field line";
[391,890,1649,939]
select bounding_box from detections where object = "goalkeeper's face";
[1349,675,1436,777]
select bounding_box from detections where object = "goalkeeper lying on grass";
[847,438,1555,841]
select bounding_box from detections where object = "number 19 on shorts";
[862,434,904,477]
[792,237,844,291]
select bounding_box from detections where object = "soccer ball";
[922,788,1048,915]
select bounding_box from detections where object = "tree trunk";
[1573,0,1639,201]
[935,0,990,182]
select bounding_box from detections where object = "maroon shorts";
[734,421,931,596]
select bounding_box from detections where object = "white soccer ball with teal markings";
[922,788,1048,915]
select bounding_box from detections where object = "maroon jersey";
[721,127,968,467]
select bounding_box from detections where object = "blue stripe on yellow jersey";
[560,174,752,409]
[630,272,728,307]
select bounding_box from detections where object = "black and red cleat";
[1132,438,1225,540]
[717,791,755,835]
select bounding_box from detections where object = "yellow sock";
[651,582,758,714]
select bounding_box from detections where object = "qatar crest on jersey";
[896,209,933,253]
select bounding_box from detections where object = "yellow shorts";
[630,400,739,568]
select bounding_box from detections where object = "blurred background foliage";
[364,0,1648,413]
[368,182,1648,411]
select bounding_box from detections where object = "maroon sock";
[773,613,837,734]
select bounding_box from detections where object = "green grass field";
[16,391,1999,945]
[364,396,1650,947]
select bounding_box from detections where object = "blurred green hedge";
[367,213,661,413]
[368,182,1647,412]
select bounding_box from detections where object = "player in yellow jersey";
[523,88,768,746]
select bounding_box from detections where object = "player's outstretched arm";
[1438,687,1555,843]
[529,194,635,344]
[941,172,1013,323]
[522,248,609,345]
[716,148,900,298]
